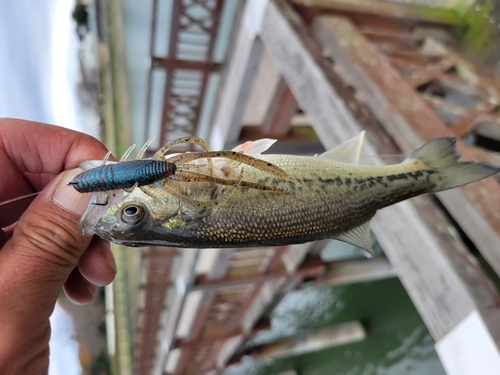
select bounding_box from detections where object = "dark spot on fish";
[335,177,343,186]
[366,177,377,187]
[302,178,314,183]
[386,173,408,181]
[345,178,351,186]
[407,171,424,180]
[319,177,335,183]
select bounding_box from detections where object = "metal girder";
[146,0,224,150]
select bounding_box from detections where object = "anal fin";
[334,220,373,255]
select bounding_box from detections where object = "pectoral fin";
[318,131,365,165]
[232,138,277,155]
[335,220,373,255]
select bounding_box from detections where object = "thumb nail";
[52,169,90,217]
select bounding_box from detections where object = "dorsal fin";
[318,131,365,164]
[334,220,373,256]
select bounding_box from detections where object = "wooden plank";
[291,0,465,25]
[248,322,366,359]
[423,95,500,126]
[261,77,298,136]
[469,147,500,182]
[450,101,497,138]
[241,49,283,126]
[210,0,269,148]
[261,0,500,344]
[313,15,500,278]
[388,55,455,88]
[261,1,366,148]
[325,257,396,285]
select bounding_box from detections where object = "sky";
[0,0,85,132]
[0,0,89,373]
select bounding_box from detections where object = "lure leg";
[120,144,136,162]
[90,151,115,205]
[152,136,215,177]
[136,137,155,160]
[172,170,288,193]
[169,151,298,184]
[121,138,156,194]
[101,151,112,165]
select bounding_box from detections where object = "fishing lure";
[69,136,296,207]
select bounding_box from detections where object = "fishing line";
[359,154,407,160]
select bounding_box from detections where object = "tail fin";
[406,138,499,192]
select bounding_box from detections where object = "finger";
[0,118,109,199]
[63,267,97,305]
[0,192,38,227]
[78,237,116,287]
[0,229,7,248]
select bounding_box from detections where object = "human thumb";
[0,168,95,374]
[0,169,92,319]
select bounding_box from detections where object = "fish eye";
[121,204,145,224]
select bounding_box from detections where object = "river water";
[224,278,445,375]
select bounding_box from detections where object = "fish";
[78,133,500,253]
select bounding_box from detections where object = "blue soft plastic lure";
[68,136,294,207]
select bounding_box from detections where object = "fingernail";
[52,169,90,217]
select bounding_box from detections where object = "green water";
[224,278,445,375]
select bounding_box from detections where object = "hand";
[0,119,117,374]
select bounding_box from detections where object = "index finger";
[0,192,38,227]
[0,118,109,201]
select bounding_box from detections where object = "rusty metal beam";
[172,249,234,375]
[195,248,290,372]
[190,253,325,291]
[145,0,224,150]
[173,318,271,349]
[135,248,177,375]
[152,57,222,71]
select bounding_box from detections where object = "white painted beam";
[436,309,500,375]
[252,322,366,359]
